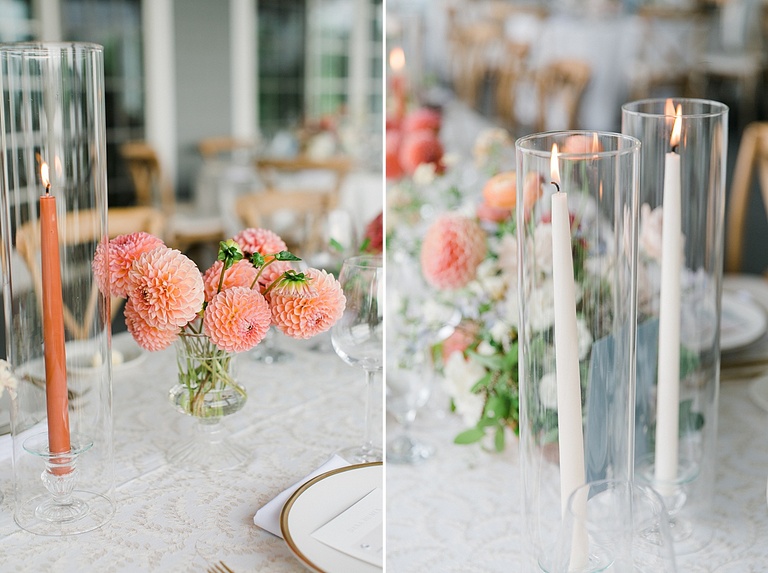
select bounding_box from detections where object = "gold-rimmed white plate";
[281,462,383,573]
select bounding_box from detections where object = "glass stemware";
[331,255,383,463]
[386,342,434,464]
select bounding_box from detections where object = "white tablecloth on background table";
[0,332,382,572]
[386,274,768,572]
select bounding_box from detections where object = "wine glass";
[331,255,383,463]
[386,339,434,464]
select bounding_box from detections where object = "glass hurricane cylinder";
[515,131,640,572]
[0,43,114,535]
[168,332,248,472]
[622,99,728,552]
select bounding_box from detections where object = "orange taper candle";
[39,162,71,458]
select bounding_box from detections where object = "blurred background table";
[0,332,383,572]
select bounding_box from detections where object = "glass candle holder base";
[16,433,114,535]
[386,434,434,464]
[636,454,712,554]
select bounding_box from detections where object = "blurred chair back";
[120,141,225,253]
[235,190,331,258]
[256,155,352,210]
[197,136,258,160]
[535,59,591,132]
[726,122,768,273]
[15,206,165,339]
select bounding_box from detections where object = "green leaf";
[470,372,494,393]
[250,252,266,268]
[359,237,371,253]
[467,351,504,370]
[485,395,510,421]
[329,238,345,253]
[275,250,301,261]
[494,425,505,452]
[454,428,486,444]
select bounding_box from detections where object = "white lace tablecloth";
[387,274,768,572]
[0,332,382,572]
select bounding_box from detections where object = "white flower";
[413,162,437,186]
[442,152,462,169]
[528,279,556,332]
[576,318,593,360]
[538,372,558,410]
[504,291,520,328]
[497,234,519,281]
[489,321,511,345]
[639,203,663,262]
[476,340,495,356]
[472,127,512,166]
[0,359,17,398]
[444,352,486,427]
[533,224,554,275]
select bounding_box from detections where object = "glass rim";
[341,254,382,269]
[0,41,103,56]
[621,97,729,120]
[515,130,641,160]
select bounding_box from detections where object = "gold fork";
[207,561,235,573]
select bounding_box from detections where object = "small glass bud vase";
[622,98,728,554]
[0,43,115,535]
[515,131,640,572]
[168,332,248,472]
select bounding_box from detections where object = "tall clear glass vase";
[0,43,115,535]
[622,98,728,553]
[515,132,640,572]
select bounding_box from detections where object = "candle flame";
[670,104,682,149]
[389,47,405,72]
[41,162,51,191]
[550,143,560,187]
[664,98,675,119]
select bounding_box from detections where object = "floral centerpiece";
[94,227,345,417]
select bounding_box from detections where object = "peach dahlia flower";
[203,286,271,352]
[124,297,179,351]
[420,215,486,290]
[267,268,345,339]
[202,259,259,301]
[127,246,204,330]
[232,227,287,257]
[93,232,165,297]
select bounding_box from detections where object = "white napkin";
[253,454,350,537]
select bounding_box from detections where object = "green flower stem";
[176,333,245,418]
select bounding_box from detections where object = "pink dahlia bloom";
[267,268,345,339]
[127,246,204,330]
[232,227,288,257]
[420,215,486,290]
[399,130,445,176]
[93,232,165,297]
[402,107,442,134]
[202,259,259,301]
[124,298,178,351]
[203,286,271,352]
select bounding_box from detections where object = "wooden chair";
[494,40,532,129]
[235,191,332,258]
[15,206,166,339]
[120,141,225,253]
[534,59,591,132]
[725,122,768,273]
[450,19,504,109]
[255,154,352,211]
[197,136,258,160]
[628,6,706,101]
